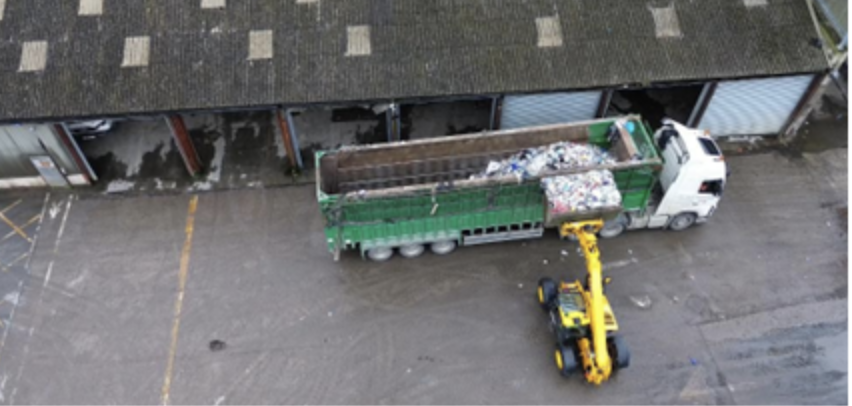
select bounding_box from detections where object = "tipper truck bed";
[316,115,666,261]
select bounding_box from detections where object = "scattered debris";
[105,180,135,194]
[542,259,549,265]
[630,295,652,309]
[672,296,679,303]
[406,368,412,374]
[689,357,699,366]
[328,311,333,317]
[209,340,226,352]
[628,249,633,255]
[518,283,524,289]
[561,250,569,257]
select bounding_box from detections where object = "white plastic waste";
[471,142,616,181]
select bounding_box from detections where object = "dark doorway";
[399,99,492,141]
[607,85,704,129]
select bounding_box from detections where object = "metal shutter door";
[700,75,813,136]
[501,91,602,129]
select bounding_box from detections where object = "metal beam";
[54,123,97,183]
[596,90,614,118]
[165,115,202,177]
[284,109,304,169]
[687,82,717,128]
[275,109,300,170]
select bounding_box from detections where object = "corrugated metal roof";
[0,0,828,122]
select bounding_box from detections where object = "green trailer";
[316,116,663,261]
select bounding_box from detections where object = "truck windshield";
[698,137,721,156]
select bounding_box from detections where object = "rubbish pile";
[470,142,616,181]
[542,170,622,218]
[471,141,622,216]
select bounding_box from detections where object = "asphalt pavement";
[0,145,845,404]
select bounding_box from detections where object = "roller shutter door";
[500,91,602,129]
[700,75,813,136]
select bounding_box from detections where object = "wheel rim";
[399,244,425,258]
[367,247,393,261]
[599,223,624,238]
[430,241,456,255]
[672,215,694,230]
[554,349,564,370]
[537,287,544,304]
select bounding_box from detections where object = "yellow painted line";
[161,195,198,406]
[0,199,22,214]
[0,212,30,242]
[1,214,42,242]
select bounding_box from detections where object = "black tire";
[555,344,580,377]
[537,277,558,311]
[669,213,696,231]
[599,218,626,239]
[608,335,631,370]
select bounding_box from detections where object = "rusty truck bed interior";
[319,121,637,195]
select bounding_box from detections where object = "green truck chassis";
[316,116,662,260]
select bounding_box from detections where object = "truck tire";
[399,244,425,258]
[598,221,626,239]
[367,247,394,262]
[669,213,696,231]
[537,277,558,311]
[430,240,456,255]
[555,344,580,376]
[608,335,631,370]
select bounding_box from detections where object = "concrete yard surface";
[0,148,845,404]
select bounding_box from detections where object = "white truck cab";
[610,119,727,236]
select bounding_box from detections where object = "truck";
[315,116,726,261]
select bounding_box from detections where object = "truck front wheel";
[598,221,626,239]
[669,213,696,231]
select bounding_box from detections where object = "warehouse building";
[0,0,831,189]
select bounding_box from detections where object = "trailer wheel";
[430,240,456,255]
[669,213,696,231]
[399,244,425,258]
[367,247,394,262]
[537,277,558,311]
[555,344,579,376]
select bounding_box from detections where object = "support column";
[385,103,400,142]
[166,115,202,177]
[54,123,97,183]
[684,82,719,127]
[687,82,717,128]
[491,96,504,130]
[275,109,302,170]
[781,73,830,141]
[596,90,614,118]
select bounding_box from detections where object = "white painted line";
[201,0,226,8]
[0,0,5,21]
[248,30,273,60]
[122,36,150,68]
[54,196,73,253]
[19,41,49,72]
[649,4,682,38]
[43,261,54,287]
[346,25,371,56]
[536,16,563,48]
[743,0,767,7]
[78,0,103,16]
